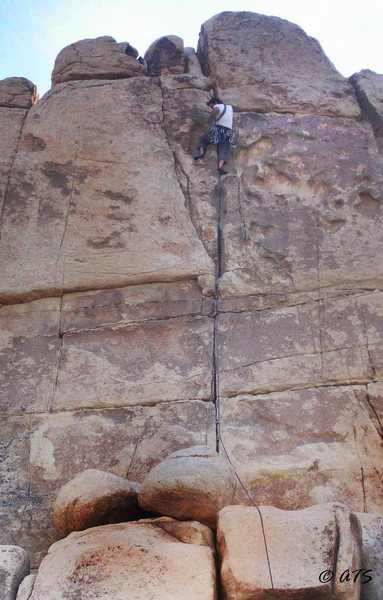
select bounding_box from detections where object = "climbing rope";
[214,179,277,599]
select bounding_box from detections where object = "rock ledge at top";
[0,77,38,108]
[52,36,146,85]
[198,11,360,116]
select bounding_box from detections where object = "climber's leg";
[194,132,209,160]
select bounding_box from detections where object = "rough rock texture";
[16,574,36,600]
[53,469,141,537]
[1,11,383,569]
[51,36,145,84]
[1,401,214,568]
[350,69,383,151]
[197,12,360,115]
[0,78,38,109]
[184,47,203,75]
[219,386,383,514]
[0,546,30,600]
[144,35,185,76]
[139,445,237,527]
[29,520,216,600]
[0,77,214,303]
[356,512,383,600]
[218,114,383,305]
[218,504,362,599]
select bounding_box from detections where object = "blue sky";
[1,0,382,98]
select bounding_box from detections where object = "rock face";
[52,36,145,84]
[198,11,360,116]
[29,520,216,600]
[16,574,37,600]
[1,8,383,569]
[0,77,38,108]
[144,35,185,76]
[0,546,30,600]
[350,70,383,151]
[139,446,237,527]
[356,512,383,600]
[217,504,361,599]
[53,469,141,537]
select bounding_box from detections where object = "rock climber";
[193,96,235,176]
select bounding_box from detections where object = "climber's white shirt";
[215,103,233,129]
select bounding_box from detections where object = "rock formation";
[1,9,383,598]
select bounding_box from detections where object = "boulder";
[197,11,359,116]
[356,512,383,600]
[349,69,383,151]
[29,520,216,599]
[139,445,237,527]
[145,35,185,76]
[184,47,203,75]
[51,36,145,85]
[16,574,36,600]
[217,503,361,599]
[0,546,30,600]
[0,77,38,108]
[53,469,141,538]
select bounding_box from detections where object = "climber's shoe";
[218,167,228,176]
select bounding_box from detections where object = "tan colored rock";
[16,573,36,600]
[217,503,361,600]
[0,402,214,568]
[51,36,145,84]
[144,35,185,76]
[0,77,214,303]
[0,546,30,600]
[198,12,359,116]
[350,69,383,151]
[53,314,214,410]
[367,382,383,436]
[0,77,38,108]
[139,445,237,528]
[217,293,383,397]
[219,386,383,514]
[218,113,383,308]
[53,469,141,538]
[184,47,203,75]
[61,279,215,333]
[29,520,216,600]
[0,298,61,415]
[160,81,219,259]
[356,512,383,599]
[0,106,28,224]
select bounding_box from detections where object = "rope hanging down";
[213,180,277,600]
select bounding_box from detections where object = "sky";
[1,0,383,98]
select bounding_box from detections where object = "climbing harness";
[213,181,277,599]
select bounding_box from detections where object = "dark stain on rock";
[87,231,126,249]
[101,189,137,204]
[159,215,172,225]
[20,133,46,152]
[38,198,63,224]
[41,162,73,196]
[356,192,380,217]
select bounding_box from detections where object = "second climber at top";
[193,96,235,176]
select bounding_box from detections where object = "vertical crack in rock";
[157,78,214,260]
[55,155,78,295]
[352,420,368,511]
[0,108,28,239]
[356,296,377,381]
[49,294,65,413]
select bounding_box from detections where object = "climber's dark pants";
[197,133,230,163]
